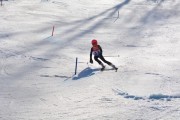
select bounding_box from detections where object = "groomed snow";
[0,0,180,120]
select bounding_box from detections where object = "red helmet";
[91,39,98,46]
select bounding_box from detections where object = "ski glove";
[90,59,93,64]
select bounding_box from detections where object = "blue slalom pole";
[75,57,78,75]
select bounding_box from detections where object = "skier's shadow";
[73,67,100,80]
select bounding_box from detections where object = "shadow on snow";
[72,67,100,80]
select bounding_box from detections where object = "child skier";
[89,39,118,71]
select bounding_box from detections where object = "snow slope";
[0,0,180,119]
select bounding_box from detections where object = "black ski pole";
[104,55,120,57]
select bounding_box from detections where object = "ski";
[101,67,118,72]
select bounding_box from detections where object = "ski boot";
[110,64,118,72]
[100,63,105,71]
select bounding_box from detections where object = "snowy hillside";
[0,0,180,120]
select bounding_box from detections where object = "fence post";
[75,57,78,75]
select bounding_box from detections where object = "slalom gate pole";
[1,0,2,6]
[75,57,78,75]
[51,26,55,36]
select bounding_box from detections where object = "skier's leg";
[94,56,105,69]
[94,56,101,64]
[110,64,118,70]
[99,55,117,70]
[99,55,112,65]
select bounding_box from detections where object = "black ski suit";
[90,45,112,65]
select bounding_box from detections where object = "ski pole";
[104,55,120,57]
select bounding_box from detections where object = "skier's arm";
[90,48,93,63]
[98,45,103,54]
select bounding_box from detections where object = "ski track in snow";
[113,88,180,101]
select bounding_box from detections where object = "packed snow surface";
[0,0,180,120]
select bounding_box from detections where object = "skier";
[89,39,118,71]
